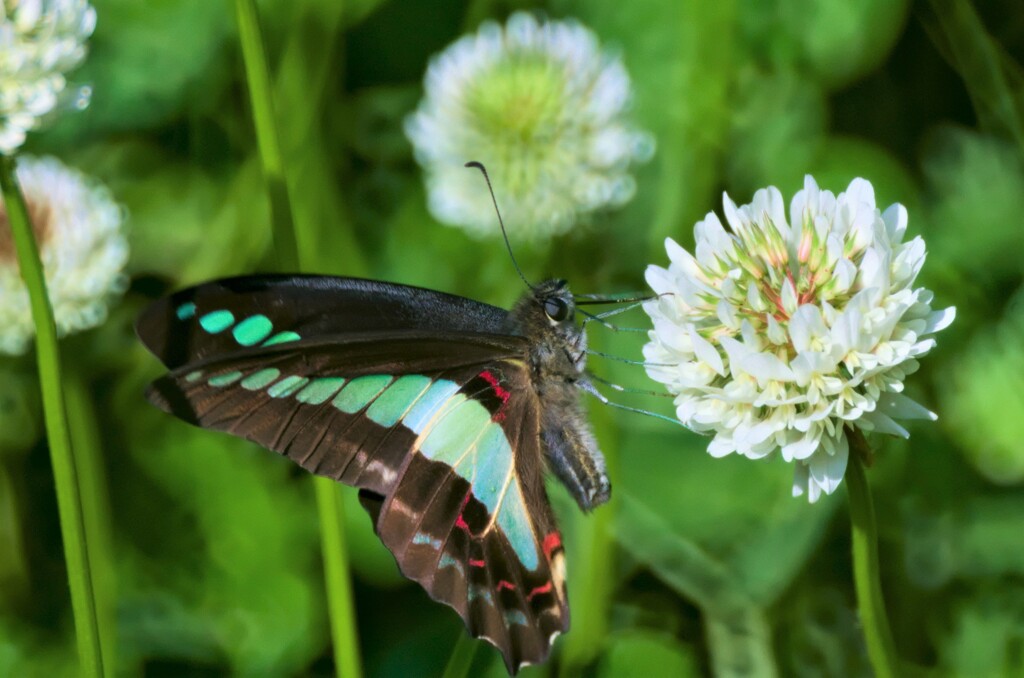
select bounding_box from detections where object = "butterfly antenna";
[465,161,533,290]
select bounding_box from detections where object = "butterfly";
[135,270,613,673]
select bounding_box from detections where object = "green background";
[2,0,1024,676]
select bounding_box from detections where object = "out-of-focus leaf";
[113,389,324,675]
[938,586,1024,677]
[943,290,1024,485]
[616,494,778,677]
[377,181,531,309]
[706,607,776,678]
[775,587,870,677]
[0,470,28,605]
[920,1,1024,152]
[741,0,910,90]
[617,430,835,605]
[71,141,270,282]
[924,128,1024,284]
[272,1,370,277]
[258,0,386,32]
[556,0,738,255]
[597,630,700,678]
[728,488,838,607]
[904,495,1024,589]
[36,0,233,147]
[616,493,734,611]
[809,136,920,217]
[346,86,420,165]
[0,364,41,456]
[726,68,826,198]
[0,614,77,678]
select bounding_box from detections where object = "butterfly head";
[535,279,574,325]
[510,278,587,374]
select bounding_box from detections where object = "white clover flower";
[405,12,652,239]
[0,0,96,154]
[0,156,127,354]
[644,176,955,503]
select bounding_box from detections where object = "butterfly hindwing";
[371,363,568,673]
[138,279,569,671]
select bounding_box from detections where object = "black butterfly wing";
[136,274,510,370]
[136,277,569,672]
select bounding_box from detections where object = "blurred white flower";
[643,176,954,502]
[0,156,127,354]
[0,0,97,154]
[405,12,652,240]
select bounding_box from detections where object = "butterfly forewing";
[137,274,509,370]
[137,277,569,673]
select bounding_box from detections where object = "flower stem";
[846,429,899,678]
[64,368,118,673]
[315,480,363,678]
[233,2,362,675]
[0,155,106,677]
[234,0,300,271]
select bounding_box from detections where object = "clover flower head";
[405,12,653,240]
[0,156,127,354]
[644,176,955,502]
[0,0,97,154]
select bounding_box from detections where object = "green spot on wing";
[241,368,281,390]
[295,377,346,404]
[333,375,394,413]
[268,375,310,398]
[199,309,235,334]
[421,398,491,466]
[366,375,433,427]
[232,315,273,346]
[176,302,196,320]
[262,331,301,346]
[209,371,243,387]
[185,370,204,382]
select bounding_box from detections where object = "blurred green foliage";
[2,0,1024,676]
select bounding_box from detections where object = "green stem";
[234,0,300,271]
[64,369,117,673]
[0,156,105,676]
[233,2,363,675]
[846,429,899,678]
[441,631,478,678]
[315,481,363,678]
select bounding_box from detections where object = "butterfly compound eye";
[543,297,571,322]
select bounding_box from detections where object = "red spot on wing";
[455,492,471,532]
[542,532,562,559]
[479,370,511,422]
[496,580,516,592]
[469,558,486,568]
[526,582,552,601]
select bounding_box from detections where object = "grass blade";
[0,156,106,676]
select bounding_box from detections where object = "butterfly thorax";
[506,279,610,512]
